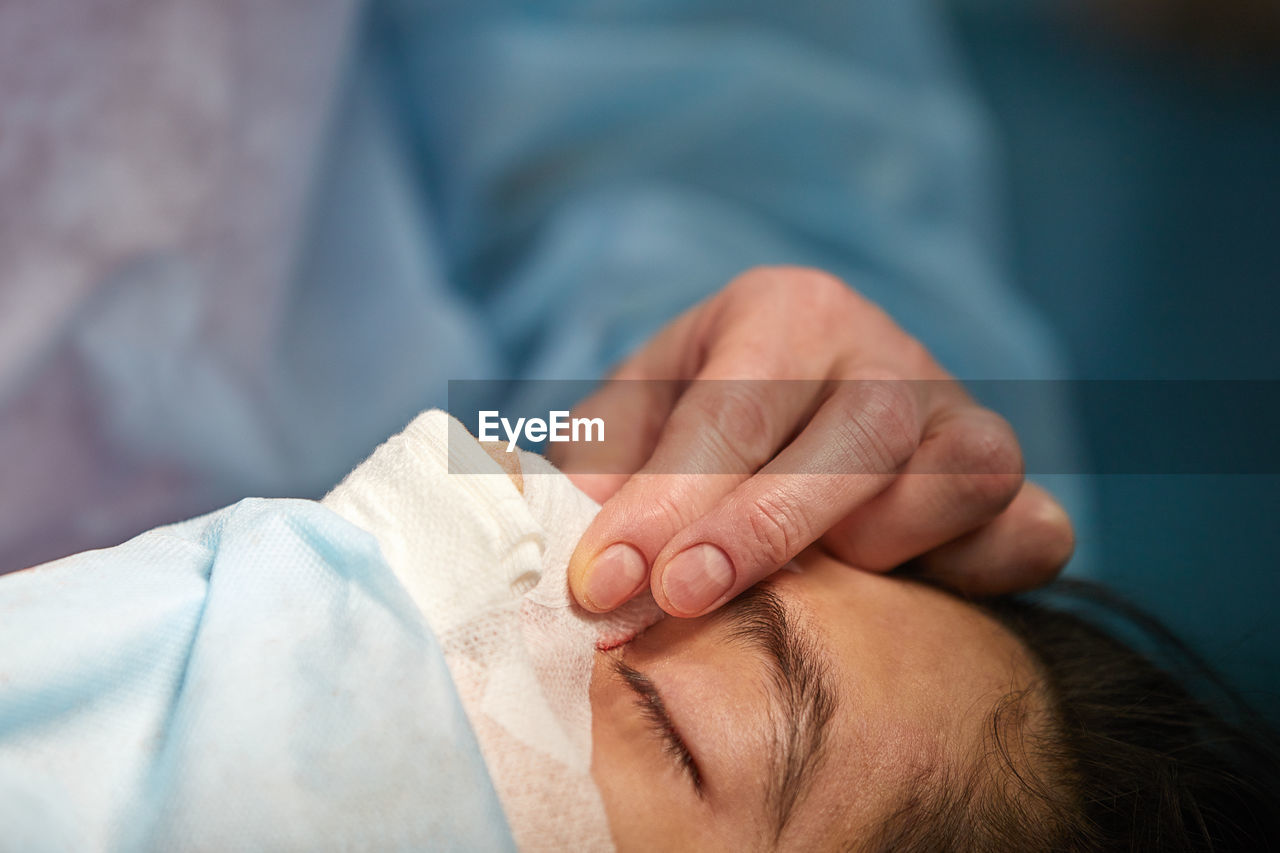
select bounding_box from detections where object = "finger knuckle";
[683,385,775,470]
[639,489,699,537]
[727,266,782,299]
[953,414,1022,473]
[734,265,852,301]
[944,416,1024,509]
[745,491,808,567]
[953,473,1023,518]
[833,378,920,473]
[791,266,849,295]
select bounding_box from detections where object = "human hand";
[557,267,1074,617]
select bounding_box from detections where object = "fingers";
[566,377,826,612]
[554,267,870,503]
[557,266,1073,616]
[820,406,1024,571]
[905,481,1075,596]
[645,378,926,616]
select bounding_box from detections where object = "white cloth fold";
[322,410,662,851]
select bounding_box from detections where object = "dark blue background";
[947,0,1280,711]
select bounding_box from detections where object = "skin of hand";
[558,266,1075,618]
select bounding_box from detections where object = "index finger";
[566,377,825,612]
[647,376,924,616]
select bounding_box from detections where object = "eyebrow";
[717,583,838,843]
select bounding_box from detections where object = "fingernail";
[585,543,648,610]
[662,544,735,615]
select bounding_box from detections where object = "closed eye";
[611,658,705,797]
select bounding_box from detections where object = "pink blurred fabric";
[0,0,354,571]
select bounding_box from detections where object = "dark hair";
[868,580,1280,853]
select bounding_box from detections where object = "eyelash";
[613,660,705,796]
[632,690,704,795]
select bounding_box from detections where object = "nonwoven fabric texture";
[322,409,664,851]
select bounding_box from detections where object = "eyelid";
[610,657,705,797]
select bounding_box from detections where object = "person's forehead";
[768,557,1038,850]
[781,553,1032,686]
